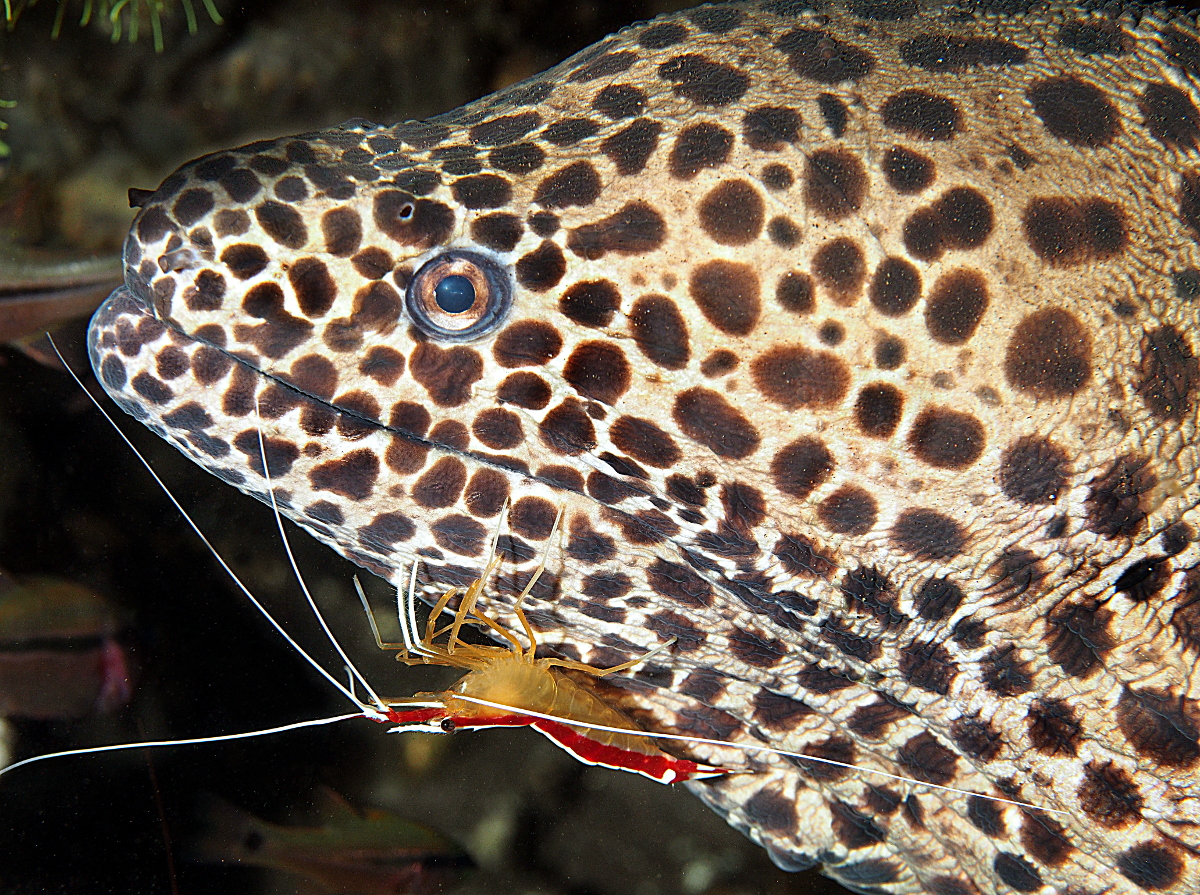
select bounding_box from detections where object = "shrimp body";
[390,654,724,784]
[364,523,731,784]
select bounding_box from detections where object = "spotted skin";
[88,1,1200,892]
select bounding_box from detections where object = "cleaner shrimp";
[354,507,728,784]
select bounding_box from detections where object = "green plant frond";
[0,101,12,159]
[7,0,222,51]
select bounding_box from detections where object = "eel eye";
[407,249,511,341]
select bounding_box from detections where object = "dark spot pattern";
[881,90,961,140]
[767,216,800,248]
[1027,698,1082,756]
[771,437,834,499]
[563,341,631,406]
[1000,436,1071,504]
[222,244,269,280]
[288,258,336,318]
[602,118,662,175]
[592,84,647,120]
[322,207,362,256]
[892,509,966,560]
[1137,325,1199,420]
[1027,75,1120,146]
[669,123,734,179]
[818,487,877,535]
[904,188,994,261]
[493,320,562,368]
[924,269,988,344]
[899,640,958,695]
[805,148,867,220]
[1078,761,1144,828]
[611,416,681,468]
[673,387,760,459]
[699,180,764,245]
[760,163,794,191]
[1140,82,1200,150]
[983,645,1033,696]
[950,716,1001,760]
[829,801,886,849]
[490,143,547,175]
[775,271,815,315]
[309,448,379,500]
[897,732,958,785]
[471,213,524,252]
[914,576,964,622]
[646,558,713,608]
[630,295,690,370]
[854,383,904,438]
[452,174,511,209]
[567,202,666,259]
[775,28,875,84]
[908,407,984,468]
[869,257,921,315]
[1046,601,1113,678]
[743,106,802,150]
[900,34,1028,71]
[534,161,602,208]
[1117,842,1184,890]
[847,700,909,739]
[993,853,1043,893]
[410,343,483,407]
[874,336,905,370]
[1004,308,1092,397]
[1057,19,1127,56]
[472,408,523,450]
[539,399,597,457]
[412,457,467,509]
[497,372,550,409]
[883,146,934,194]
[689,260,761,335]
[638,21,688,49]
[812,238,866,302]
[657,55,750,106]
[560,279,621,328]
[816,93,848,137]
[1116,687,1199,768]
[515,241,567,292]
[967,797,1005,836]
[752,346,850,409]
[1022,196,1127,266]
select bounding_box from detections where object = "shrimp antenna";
[50,340,381,720]
[0,713,363,780]
[251,397,388,716]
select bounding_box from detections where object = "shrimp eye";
[407,249,511,341]
[440,717,457,733]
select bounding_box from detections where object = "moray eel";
[87,2,1200,892]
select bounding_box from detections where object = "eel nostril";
[158,247,198,274]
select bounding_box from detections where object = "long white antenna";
[50,340,380,719]
[251,405,388,714]
[0,713,362,780]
